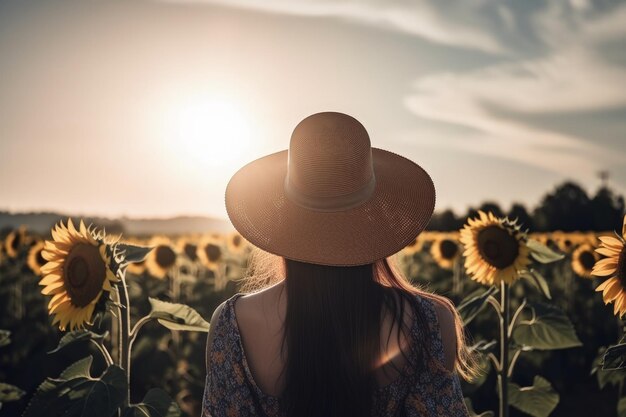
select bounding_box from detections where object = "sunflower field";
[1,210,626,417]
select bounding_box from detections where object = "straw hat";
[225,111,435,266]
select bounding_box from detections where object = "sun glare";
[173,96,255,170]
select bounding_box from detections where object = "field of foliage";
[1,182,626,417]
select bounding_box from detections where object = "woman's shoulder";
[415,292,458,373]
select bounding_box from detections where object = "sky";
[0,0,625,220]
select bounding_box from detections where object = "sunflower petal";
[39,272,63,286]
[79,220,88,237]
[598,236,624,250]
[40,261,63,275]
[596,247,620,258]
[41,280,65,295]
[592,258,618,276]
[604,281,623,302]
[597,277,617,292]
[67,218,79,239]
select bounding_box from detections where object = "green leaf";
[60,356,94,380]
[64,365,127,417]
[123,388,181,417]
[591,348,626,389]
[148,298,210,332]
[603,343,626,370]
[48,330,108,354]
[618,396,626,417]
[527,239,565,264]
[0,382,25,402]
[457,287,498,325]
[22,361,127,417]
[464,398,494,417]
[507,376,559,417]
[513,302,582,350]
[0,329,10,347]
[118,243,153,264]
[520,269,552,300]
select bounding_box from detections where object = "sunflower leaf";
[520,269,552,299]
[0,329,10,347]
[527,239,564,264]
[504,376,559,417]
[0,382,25,403]
[59,356,94,380]
[48,330,109,354]
[603,343,626,370]
[464,398,494,417]
[122,388,181,417]
[22,362,127,417]
[118,243,153,264]
[148,298,210,332]
[457,287,498,325]
[513,302,582,350]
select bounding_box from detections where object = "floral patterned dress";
[202,293,469,417]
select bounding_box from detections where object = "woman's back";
[234,281,416,396]
[201,282,468,417]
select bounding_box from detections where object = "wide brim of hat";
[225,148,435,266]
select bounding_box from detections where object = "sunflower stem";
[130,315,152,343]
[508,298,527,338]
[499,281,510,417]
[507,348,522,378]
[116,277,132,408]
[90,339,114,366]
[487,352,501,372]
[486,295,502,320]
[452,256,462,298]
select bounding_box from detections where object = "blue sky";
[0,0,624,219]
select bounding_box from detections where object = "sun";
[173,96,254,169]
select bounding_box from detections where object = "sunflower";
[430,234,460,269]
[226,232,246,254]
[27,240,47,275]
[553,231,575,253]
[571,243,599,278]
[459,211,531,286]
[197,236,223,270]
[177,238,199,262]
[4,226,26,258]
[402,233,424,255]
[592,215,626,317]
[145,236,177,279]
[39,219,118,331]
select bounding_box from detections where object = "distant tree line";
[426,181,625,232]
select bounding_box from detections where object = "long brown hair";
[238,249,479,417]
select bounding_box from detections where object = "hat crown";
[287,112,374,201]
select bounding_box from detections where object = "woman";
[202,112,477,417]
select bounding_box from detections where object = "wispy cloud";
[163,0,505,53]
[404,2,626,181]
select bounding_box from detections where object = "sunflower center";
[579,251,596,271]
[64,244,106,307]
[10,233,22,251]
[618,247,626,288]
[477,226,519,269]
[184,243,197,261]
[204,244,222,263]
[440,240,458,260]
[155,246,176,268]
